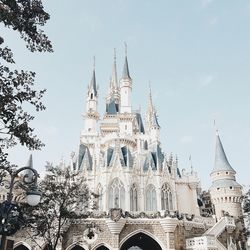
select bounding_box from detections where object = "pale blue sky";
[2,0,250,189]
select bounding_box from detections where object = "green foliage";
[243,189,250,239]
[23,164,94,250]
[243,189,250,213]
[0,0,52,52]
[0,0,53,167]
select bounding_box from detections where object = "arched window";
[109,178,125,210]
[121,233,161,250]
[146,184,156,211]
[97,184,103,211]
[71,246,86,250]
[130,184,138,211]
[96,246,109,250]
[14,245,29,250]
[161,183,173,211]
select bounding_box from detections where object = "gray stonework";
[59,213,215,250]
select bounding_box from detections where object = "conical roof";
[89,69,97,97]
[122,56,131,80]
[212,133,236,173]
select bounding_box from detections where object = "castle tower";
[209,132,243,219]
[83,63,99,134]
[120,45,132,113]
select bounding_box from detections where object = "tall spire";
[89,56,97,97]
[111,48,118,89]
[122,43,131,80]
[147,83,154,114]
[146,85,160,129]
[212,132,235,173]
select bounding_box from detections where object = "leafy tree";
[23,163,95,250]
[0,0,53,167]
[243,189,250,238]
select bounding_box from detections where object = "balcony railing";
[186,236,217,250]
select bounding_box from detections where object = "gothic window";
[109,178,125,210]
[90,93,93,99]
[97,184,103,211]
[130,183,138,211]
[146,184,156,211]
[161,183,173,211]
[169,192,173,210]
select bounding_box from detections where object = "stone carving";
[110,208,122,222]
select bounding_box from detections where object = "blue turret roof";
[152,112,160,128]
[89,69,98,97]
[212,133,236,173]
[135,113,145,133]
[78,144,92,171]
[122,56,131,80]
[106,145,133,168]
[106,97,118,115]
[143,144,164,171]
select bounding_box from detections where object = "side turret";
[120,45,132,113]
[83,63,99,134]
[209,132,243,219]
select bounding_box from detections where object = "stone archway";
[14,246,29,250]
[95,246,109,250]
[71,246,86,250]
[120,232,162,250]
[13,242,31,250]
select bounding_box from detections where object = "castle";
[66,50,245,250]
[3,50,246,249]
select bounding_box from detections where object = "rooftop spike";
[212,133,236,173]
[122,43,131,80]
[146,84,160,128]
[111,48,118,89]
[124,42,127,56]
[148,83,154,114]
[89,57,97,97]
[93,55,96,70]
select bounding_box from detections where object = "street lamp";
[0,155,41,250]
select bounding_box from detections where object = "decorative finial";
[93,56,96,70]
[114,48,116,61]
[148,81,153,110]
[189,155,193,174]
[214,119,219,135]
[124,42,127,56]
[109,76,112,89]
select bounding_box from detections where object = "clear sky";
[2,0,250,189]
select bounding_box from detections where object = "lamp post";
[0,155,41,250]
